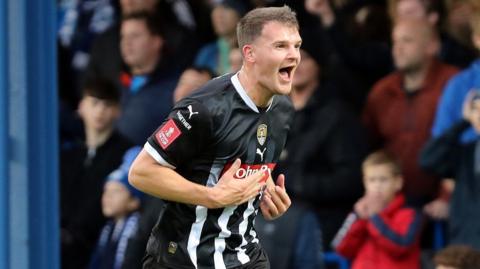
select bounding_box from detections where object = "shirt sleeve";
[431,76,463,138]
[367,208,423,257]
[144,98,213,169]
[331,212,368,259]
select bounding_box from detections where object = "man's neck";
[237,68,274,108]
[403,60,431,92]
[85,127,113,150]
[290,81,318,111]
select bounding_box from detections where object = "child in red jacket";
[332,151,423,269]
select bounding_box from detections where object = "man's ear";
[242,44,255,63]
[153,35,164,53]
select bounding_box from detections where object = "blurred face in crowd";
[121,19,163,74]
[229,47,243,73]
[102,181,139,219]
[120,0,157,14]
[292,49,319,90]
[173,69,212,103]
[245,21,302,96]
[363,164,402,205]
[392,20,438,73]
[78,95,119,133]
[211,5,241,37]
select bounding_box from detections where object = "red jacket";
[362,60,458,201]
[332,194,423,269]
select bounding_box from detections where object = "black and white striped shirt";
[144,73,294,269]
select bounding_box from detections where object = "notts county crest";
[257,124,267,146]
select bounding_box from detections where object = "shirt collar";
[230,73,274,113]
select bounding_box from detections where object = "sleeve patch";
[155,119,182,150]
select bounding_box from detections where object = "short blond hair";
[434,245,480,268]
[236,6,298,50]
[362,150,402,176]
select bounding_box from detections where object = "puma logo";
[187,105,199,119]
[256,148,266,162]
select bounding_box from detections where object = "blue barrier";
[324,251,350,269]
[433,220,446,251]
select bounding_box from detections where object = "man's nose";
[287,45,299,59]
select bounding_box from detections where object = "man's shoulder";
[173,74,235,121]
[199,73,235,92]
[447,60,480,86]
[183,73,235,106]
[367,73,403,105]
[436,61,459,75]
[371,72,402,94]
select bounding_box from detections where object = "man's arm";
[331,212,368,259]
[367,209,423,257]
[129,150,267,209]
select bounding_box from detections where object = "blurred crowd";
[57,0,480,268]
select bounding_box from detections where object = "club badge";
[257,124,267,146]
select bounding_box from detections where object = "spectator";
[88,146,143,269]
[433,245,480,269]
[229,46,243,73]
[275,39,367,251]
[84,0,201,92]
[388,0,477,68]
[362,19,458,208]
[420,91,480,249]
[332,151,423,269]
[173,67,214,103]
[83,0,159,95]
[61,78,133,269]
[194,0,249,75]
[116,11,178,145]
[431,4,480,143]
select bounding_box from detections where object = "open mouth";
[278,66,295,82]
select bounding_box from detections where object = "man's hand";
[260,174,291,220]
[354,193,386,219]
[424,199,449,220]
[208,159,267,208]
[354,196,370,219]
[364,193,386,216]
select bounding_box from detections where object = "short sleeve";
[144,99,213,168]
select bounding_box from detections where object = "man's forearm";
[129,150,215,208]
